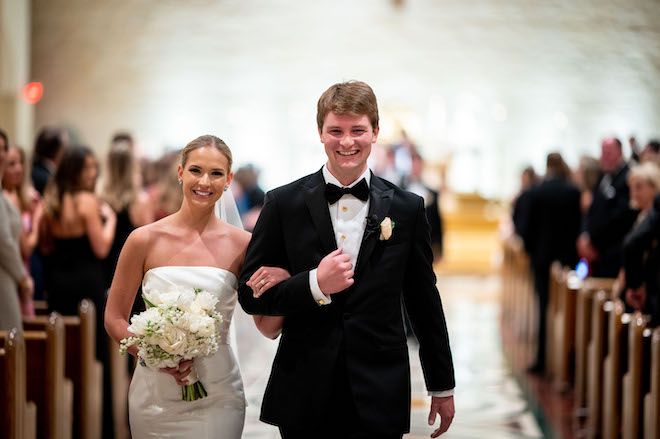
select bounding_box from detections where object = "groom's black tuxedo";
[238,169,454,434]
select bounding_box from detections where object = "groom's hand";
[428,395,454,437]
[317,248,354,295]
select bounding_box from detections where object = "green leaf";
[142,295,156,308]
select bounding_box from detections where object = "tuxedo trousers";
[277,349,403,439]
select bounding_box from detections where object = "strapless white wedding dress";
[128,266,246,438]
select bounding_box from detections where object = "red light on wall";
[23,82,43,104]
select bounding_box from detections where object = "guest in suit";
[401,152,444,261]
[30,126,67,195]
[512,165,539,238]
[0,129,34,330]
[520,152,581,372]
[577,137,638,277]
[238,81,455,439]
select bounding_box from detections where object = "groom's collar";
[322,165,371,189]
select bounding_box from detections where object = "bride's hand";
[160,359,194,385]
[247,266,291,298]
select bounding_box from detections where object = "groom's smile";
[320,112,379,186]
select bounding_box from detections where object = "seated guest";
[520,152,581,372]
[577,137,638,277]
[623,194,660,324]
[2,145,43,316]
[0,129,34,330]
[31,126,67,195]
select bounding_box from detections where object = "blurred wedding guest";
[149,152,182,220]
[233,164,265,231]
[31,126,67,194]
[641,139,660,165]
[401,152,444,260]
[520,152,581,372]
[110,131,135,152]
[577,137,638,277]
[573,155,602,214]
[101,141,153,291]
[623,194,660,324]
[512,165,539,237]
[628,161,660,224]
[2,145,44,316]
[41,145,116,438]
[0,129,34,330]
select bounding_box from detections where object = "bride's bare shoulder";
[221,222,251,248]
[127,216,177,247]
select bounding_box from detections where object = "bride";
[105,135,286,438]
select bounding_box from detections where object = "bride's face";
[178,146,233,208]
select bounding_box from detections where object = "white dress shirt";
[308,165,454,398]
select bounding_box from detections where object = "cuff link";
[317,299,325,305]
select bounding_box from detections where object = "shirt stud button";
[341,235,346,240]
[342,206,348,212]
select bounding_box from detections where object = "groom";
[238,80,455,439]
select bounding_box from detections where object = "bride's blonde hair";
[181,135,233,171]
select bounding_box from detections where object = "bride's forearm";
[253,315,284,340]
[105,316,139,357]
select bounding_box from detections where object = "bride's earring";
[224,186,228,192]
[179,180,183,185]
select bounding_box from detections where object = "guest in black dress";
[41,145,116,438]
[101,138,153,311]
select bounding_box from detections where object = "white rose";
[175,314,192,331]
[157,327,188,356]
[197,317,217,337]
[188,301,204,316]
[379,217,394,241]
[195,292,218,312]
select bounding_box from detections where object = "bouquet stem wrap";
[181,366,207,401]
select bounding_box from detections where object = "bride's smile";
[178,146,233,208]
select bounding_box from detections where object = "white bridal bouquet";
[120,287,223,401]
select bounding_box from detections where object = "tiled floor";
[234,275,544,438]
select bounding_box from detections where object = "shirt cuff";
[429,389,454,398]
[309,269,331,306]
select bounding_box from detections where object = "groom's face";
[319,112,379,184]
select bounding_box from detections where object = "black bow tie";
[324,179,370,204]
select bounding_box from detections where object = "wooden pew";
[0,328,37,439]
[574,277,617,423]
[622,313,651,439]
[24,312,74,439]
[24,300,103,439]
[33,300,49,315]
[644,328,660,439]
[545,262,564,379]
[586,291,610,439]
[110,337,131,439]
[602,299,630,439]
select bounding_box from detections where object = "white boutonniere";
[379,217,395,241]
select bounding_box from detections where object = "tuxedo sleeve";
[402,197,455,392]
[238,190,319,316]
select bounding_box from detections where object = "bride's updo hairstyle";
[181,135,233,171]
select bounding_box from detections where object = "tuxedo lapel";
[355,174,394,276]
[304,169,337,255]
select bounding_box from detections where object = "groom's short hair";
[317,81,379,131]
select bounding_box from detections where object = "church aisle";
[234,275,544,439]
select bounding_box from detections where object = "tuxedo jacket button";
[343,312,351,320]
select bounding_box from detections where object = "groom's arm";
[403,197,455,393]
[238,190,320,316]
